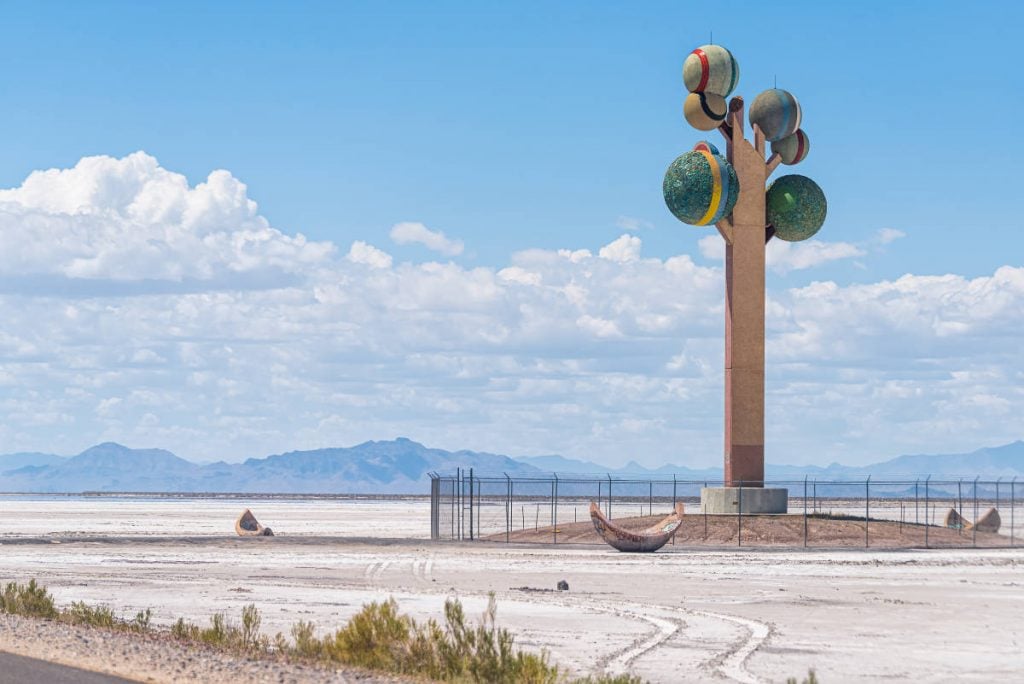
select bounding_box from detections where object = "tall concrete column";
[717,99,769,487]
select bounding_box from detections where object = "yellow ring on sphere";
[695,150,722,226]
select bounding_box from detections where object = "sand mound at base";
[484,511,1007,548]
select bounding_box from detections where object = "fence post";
[429,474,437,540]
[958,479,963,536]
[973,476,978,548]
[996,476,1002,513]
[813,479,817,515]
[1011,477,1016,548]
[673,474,677,509]
[607,474,613,520]
[915,479,919,526]
[553,474,559,544]
[649,480,653,516]
[803,476,808,548]
[924,475,930,549]
[468,468,474,541]
[504,473,511,543]
[737,480,743,547]
[451,475,457,539]
[865,476,870,548]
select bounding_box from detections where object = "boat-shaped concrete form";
[589,501,684,552]
[235,508,274,537]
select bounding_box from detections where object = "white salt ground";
[0,498,1022,683]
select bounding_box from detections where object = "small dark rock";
[557,580,569,591]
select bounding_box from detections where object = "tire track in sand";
[541,595,681,674]
[692,610,771,684]
[535,594,769,683]
[362,560,390,585]
[411,558,434,584]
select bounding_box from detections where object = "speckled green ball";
[663,150,739,226]
[766,174,826,241]
[749,88,802,142]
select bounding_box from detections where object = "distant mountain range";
[1,438,1022,494]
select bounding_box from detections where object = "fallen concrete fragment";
[235,509,274,537]
[944,507,968,530]
[974,507,1001,534]
[943,506,1000,534]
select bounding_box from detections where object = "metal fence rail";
[429,470,1020,549]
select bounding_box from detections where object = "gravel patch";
[0,613,411,684]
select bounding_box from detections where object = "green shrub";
[0,580,58,619]
[131,608,152,633]
[200,612,231,647]
[316,593,559,683]
[787,670,819,684]
[2,578,648,683]
[65,601,117,628]
[325,598,416,671]
[291,620,322,658]
[171,616,200,641]
[240,604,264,652]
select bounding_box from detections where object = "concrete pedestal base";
[700,487,788,514]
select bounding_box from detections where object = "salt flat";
[0,497,1021,683]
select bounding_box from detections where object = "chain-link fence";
[429,471,1021,549]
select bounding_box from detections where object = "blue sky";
[0,1,1021,467]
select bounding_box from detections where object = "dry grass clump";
[2,578,647,683]
[0,580,58,619]
[171,603,266,653]
[0,580,152,633]
[283,593,642,684]
[787,669,819,684]
[317,594,558,682]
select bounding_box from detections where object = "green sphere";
[663,150,739,226]
[766,175,826,241]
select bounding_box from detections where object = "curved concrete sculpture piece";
[974,507,1002,533]
[942,506,1001,534]
[590,502,684,553]
[235,508,274,537]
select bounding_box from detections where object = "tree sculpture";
[663,45,826,504]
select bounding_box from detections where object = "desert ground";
[0,496,1022,683]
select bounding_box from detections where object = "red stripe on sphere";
[693,49,709,92]
[793,131,805,162]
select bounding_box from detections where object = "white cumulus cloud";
[766,239,865,274]
[346,241,393,269]
[0,153,1020,468]
[0,152,333,282]
[699,233,865,274]
[876,228,906,245]
[598,234,642,262]
[389,221,464,256]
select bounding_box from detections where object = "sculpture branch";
[717,121,733,143]
[753,124,766,158]
[716,217,734,244]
